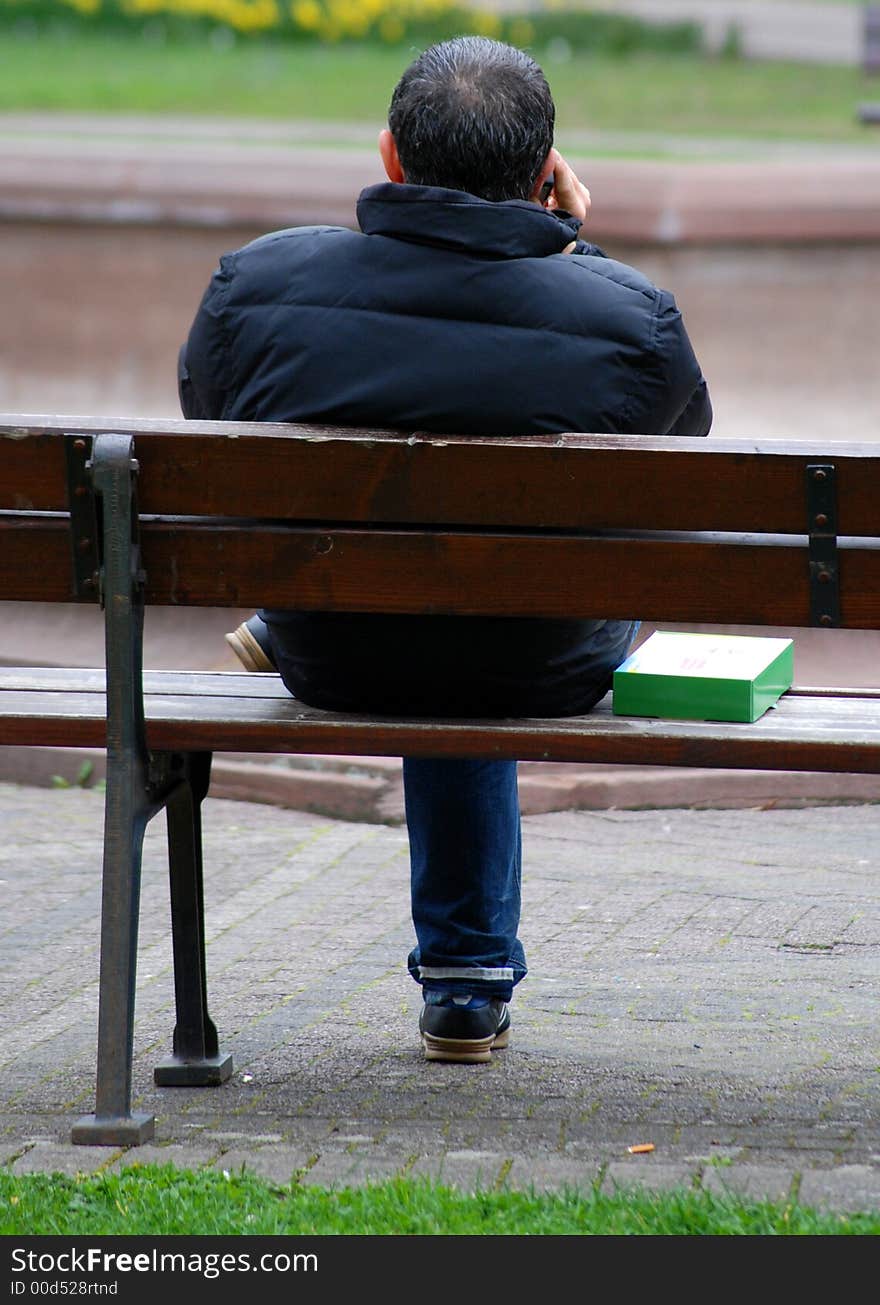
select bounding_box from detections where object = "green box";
[612,631,794,723]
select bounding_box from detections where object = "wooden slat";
[5,666,869,702]
[3,418,880,534]
[0,430,68,511]
[4,516,880,627]
[1,670,880,774]
[130,433,880,535]
[0,517,74,601]
[0,667,290,697]
[130,524,880,627]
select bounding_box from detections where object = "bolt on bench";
[1,415,879,1145]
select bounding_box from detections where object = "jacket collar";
[357,182,582,259]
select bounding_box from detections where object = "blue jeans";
[262,612,640,1002]
[403,619,641,1001]
[405,757,525,1000]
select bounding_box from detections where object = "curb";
[2,122,880,244]
[4,744,878,823]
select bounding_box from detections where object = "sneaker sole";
[225,624,275,674]
[421,1026,510,1064]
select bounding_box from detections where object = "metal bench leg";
[71,755,155,1145]
[72,433,155,1146]
[154,751,233,1087]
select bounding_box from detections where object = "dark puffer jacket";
[180,183,711,715]
[182,182,710,438]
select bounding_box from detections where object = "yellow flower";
[378,13,404,44]
[471,10,500,38]
[507,17,535,48]
[291,0,321,29]
[20,0,524,43]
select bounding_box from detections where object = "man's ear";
[529,151,555,204]
[379,129,405,183]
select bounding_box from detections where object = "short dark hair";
[387,36,555,203]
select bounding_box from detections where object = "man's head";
[381,36,555,204]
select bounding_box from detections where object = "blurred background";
[1,0,878,758]
[2,0,879,434]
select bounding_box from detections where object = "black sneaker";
[225,614,276,673]
[419,992,511,1063]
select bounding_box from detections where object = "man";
[179,36,711,1065]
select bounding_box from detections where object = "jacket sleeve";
[177,257,234,421]
[664,376,712,437]
[627,288,712,437]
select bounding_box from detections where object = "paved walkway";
[1,781,878,1213]
[588,0,867,65]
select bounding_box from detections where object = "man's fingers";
[549,149,591,225]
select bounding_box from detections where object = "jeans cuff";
[409,957,525,1001]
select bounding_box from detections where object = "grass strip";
[2,1165,878,1235]
[0,31,877,144]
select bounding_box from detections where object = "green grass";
[1,1166,878,1234]
[552,51,878,143]
[0,29,877,145]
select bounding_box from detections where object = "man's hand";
[545,149,591,227]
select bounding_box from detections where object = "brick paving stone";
[108,1145,223,1173]
[407,1151,511,1192]
[798,1165,880,1214]
[298,1151,411,1189]
[12,1142,117,1176]
[603,1160,700,1196]
[702,1163,798,1204]
[504,1156,601,1193]
[209,1146,317,1185]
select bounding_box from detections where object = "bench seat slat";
[4,666,878,702]
[0,667,290,698]
[1,669,879,775]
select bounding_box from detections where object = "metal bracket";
[64,434,101,602]
[806,464,840,628]
[147,749,188,806]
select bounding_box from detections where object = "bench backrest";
[2,415,880,630]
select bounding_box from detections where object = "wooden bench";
[2,414,879,1146]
